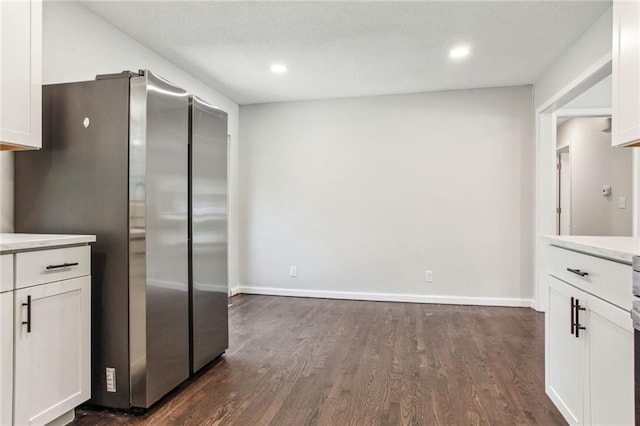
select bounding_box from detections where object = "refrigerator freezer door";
[129,71,190,408]
[190,96,229,373]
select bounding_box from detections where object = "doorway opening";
[555,113,633,237]
[557,145,570,235]
[534,56,640,312]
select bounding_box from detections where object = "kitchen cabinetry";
[587,295,633,426]
[0,0,42,149]
[1,287,13,426]
[1,253,13,425]
[0,234,95,426]
[14,276,91,426]
[612,0,640,147]
[545,244,634,425]
[547,276,584,424]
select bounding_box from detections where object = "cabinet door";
[0,0,42,149]
[14,276,91,426]
[612,0,640,147]
[0,291,12,426]
[586,294,634,425]
[546,275,585,425]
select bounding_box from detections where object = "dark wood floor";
[74,295,566,425]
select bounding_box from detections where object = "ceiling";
[81,1,611,105]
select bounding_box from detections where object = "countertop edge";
[0,234,96,254]
[541,235,636,265]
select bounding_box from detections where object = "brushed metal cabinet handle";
[570,297,575,335]
[575,299,586,338]
[22,295,31,333]
[46,262,79,270]
[567,268,588,277]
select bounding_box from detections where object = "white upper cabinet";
[0,0,42,150]
[612,0,640,147]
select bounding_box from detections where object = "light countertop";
[542,235,640,264]
[0,233,96,253]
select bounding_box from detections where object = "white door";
[0,291,13,426]
[546,276,584,424]
[14,276,91,426]
[559,151,571,235]
[586,294,634,425]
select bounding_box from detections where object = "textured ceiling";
[81,1,611,105]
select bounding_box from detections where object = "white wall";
[0,1,241,287]
[532,5,613,312]
[534,7,613,110]
[239,86,534,306]
[563,74,612,110]
[558,117,632,236]
[0,154,12,232]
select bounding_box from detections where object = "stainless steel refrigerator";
[14,70,228,410]
[189,96,229,374]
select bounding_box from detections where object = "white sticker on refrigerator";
[106,367,117,392]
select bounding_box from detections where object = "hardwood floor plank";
[74,295,566,426]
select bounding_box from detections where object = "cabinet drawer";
[546,245,632,310]
[0,255,12,293]
[15,246,90,289]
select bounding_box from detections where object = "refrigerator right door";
[190,96,229,373]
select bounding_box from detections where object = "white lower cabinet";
[587,295,634,425]
[547,276,584,424]
[546,274,634,425]
[1,291,13,426]
[13,276,91,426]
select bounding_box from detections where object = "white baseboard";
[237,285,534,308]
[531,299,545,312]
[228,285,241,297]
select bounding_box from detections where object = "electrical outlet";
[290,266,297,277]
[425,270,433,282]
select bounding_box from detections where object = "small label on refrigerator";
[106,367,117,392]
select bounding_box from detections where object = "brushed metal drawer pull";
[45,262,79,270]
[567,268,588,277]
[22,295,31,333]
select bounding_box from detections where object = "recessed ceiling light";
[270,64,288,73]
[449,46,470,59]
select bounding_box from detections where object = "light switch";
[619,197,627,209]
